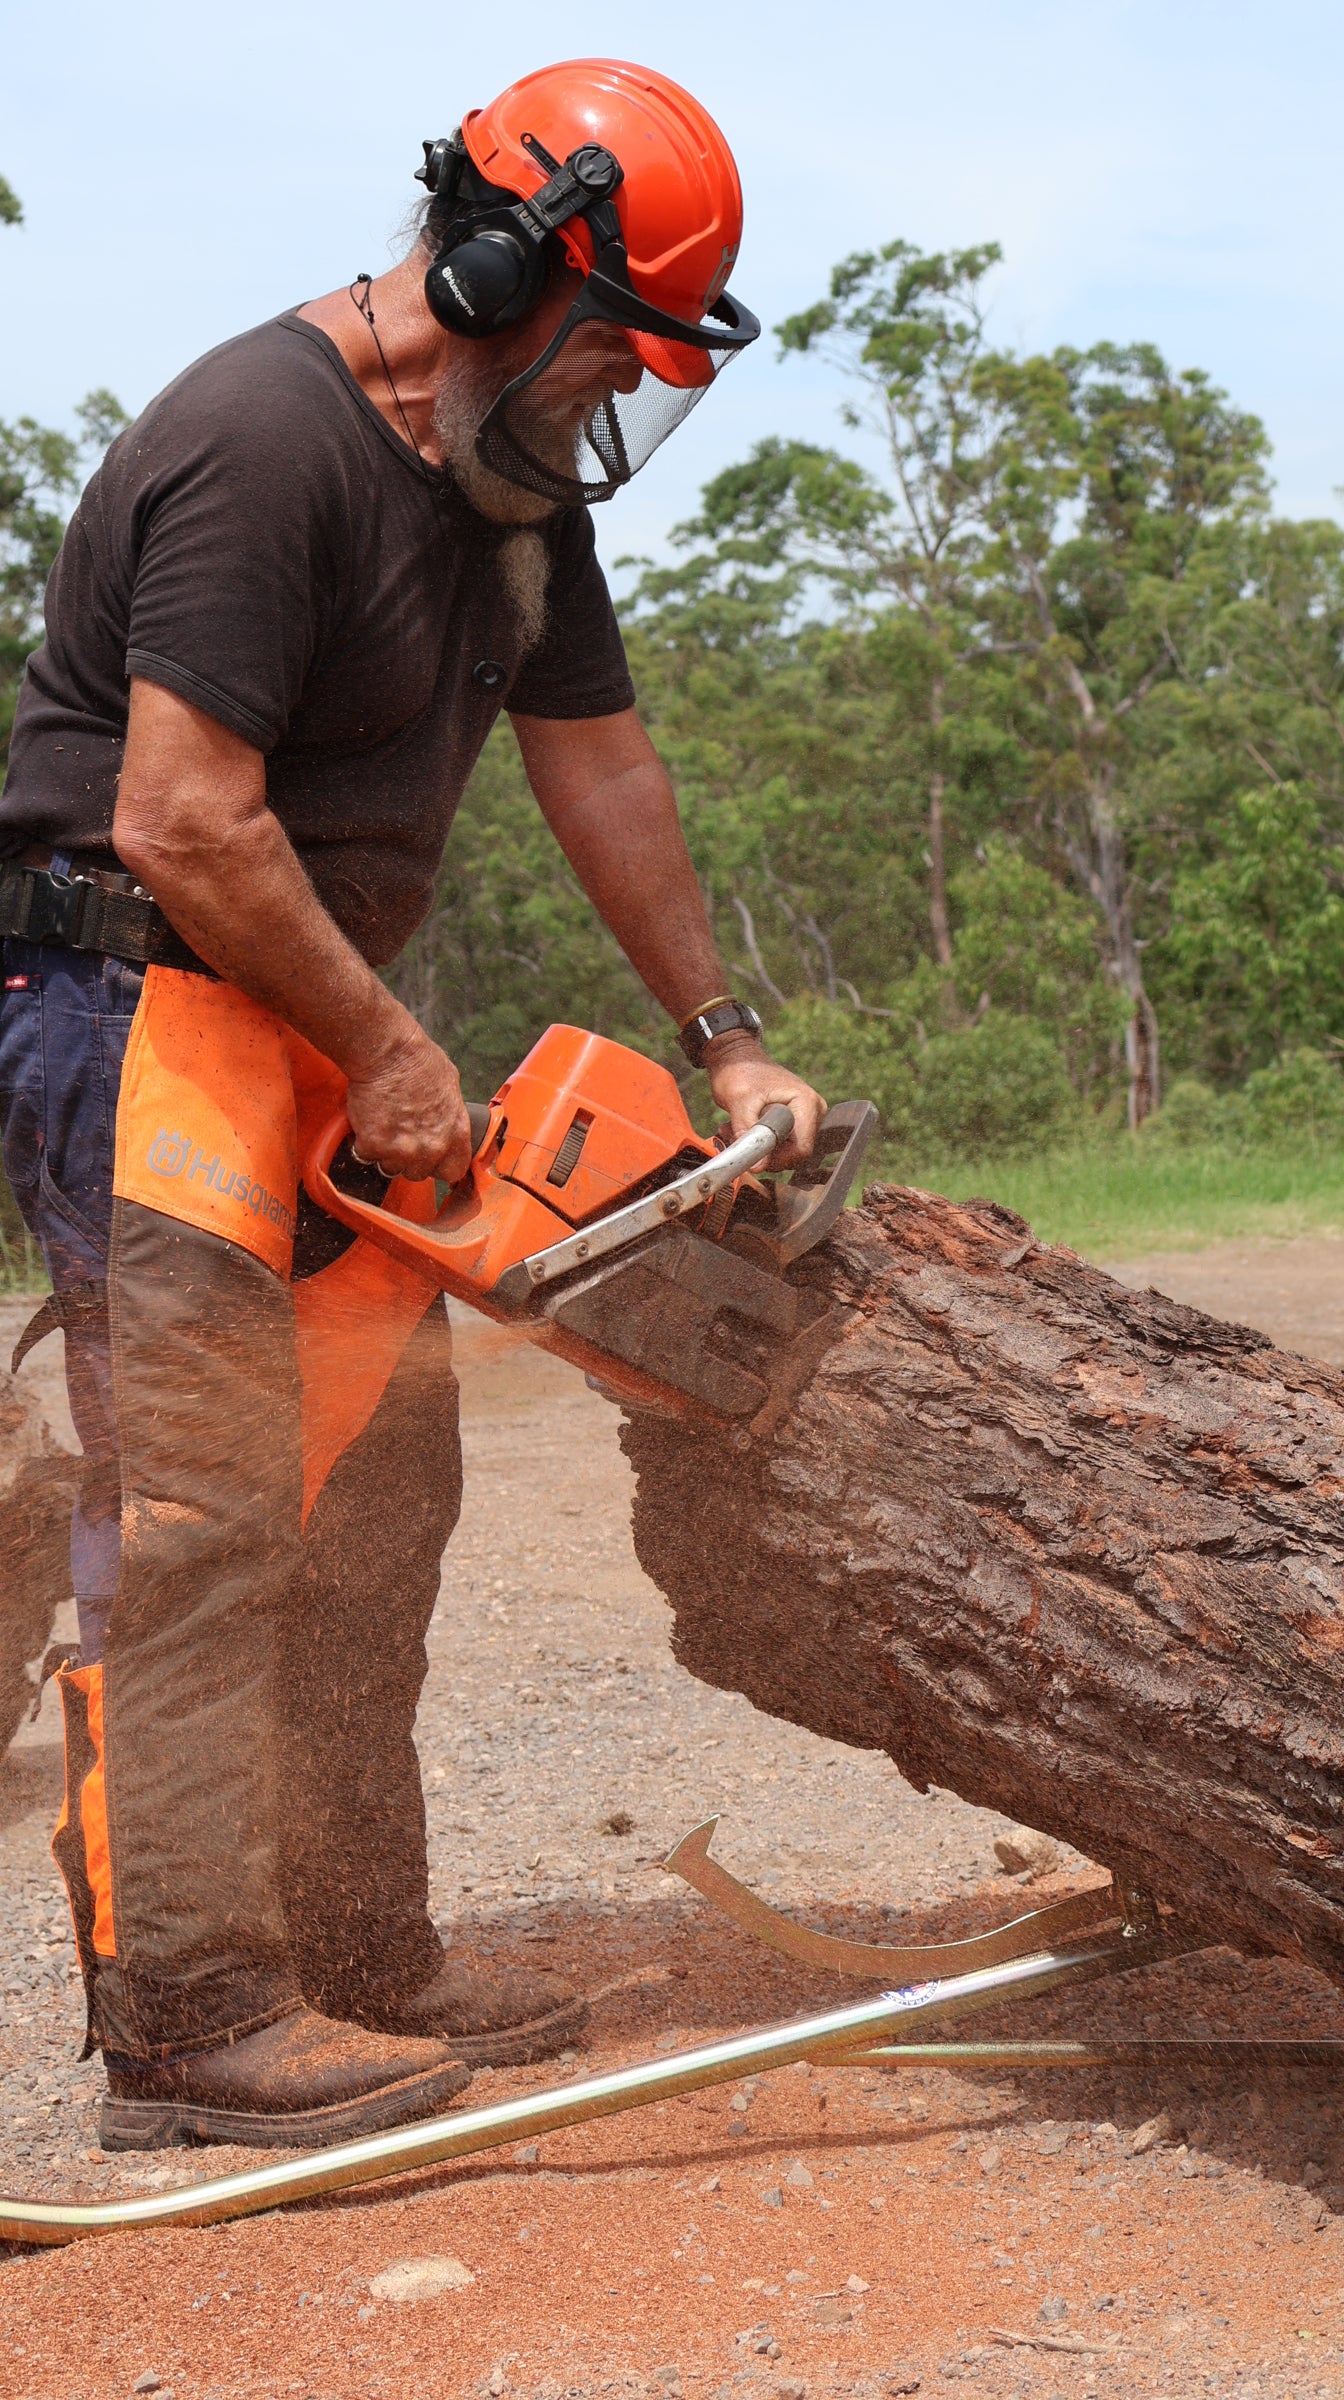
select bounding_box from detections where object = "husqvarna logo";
[147,1128,193,1178]
[439,265,475,316]
[147,1128,296,1240]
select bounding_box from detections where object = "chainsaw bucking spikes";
[303,1023,877,1430]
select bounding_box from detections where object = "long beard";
[496,527,551,657]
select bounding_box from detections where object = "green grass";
[871,1140,1344,1262]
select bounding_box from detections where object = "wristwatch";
[677,995,764,1069]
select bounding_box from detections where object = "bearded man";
[0,60,824,2150]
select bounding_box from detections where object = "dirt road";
[3,1242,1344,2397]
[1111,1235,1344,1366]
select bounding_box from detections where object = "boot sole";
[416,1994,590,2070]
[99,2057,471,2152]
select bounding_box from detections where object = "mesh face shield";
[475,251,759,507]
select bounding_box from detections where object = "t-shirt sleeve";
[122,344,346,753]
[506,507,635,720]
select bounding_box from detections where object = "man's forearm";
[513,707,828,1164]
[126,803,407,1076]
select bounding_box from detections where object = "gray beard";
[433,355,554,652]
[432,354,557,529]
[496,527,551,657]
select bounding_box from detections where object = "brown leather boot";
[357,1954,588,2067]
[99,2005,472,2151]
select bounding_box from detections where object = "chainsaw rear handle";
[332,1099,493,1193]
[463,1101,493,1156]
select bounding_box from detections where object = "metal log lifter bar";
[0,1818,1330,2248]
[0,1930,1159,2248]
[846,2041,1344,2073]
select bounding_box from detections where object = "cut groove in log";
[620,1186,1344,1984]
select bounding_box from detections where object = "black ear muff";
[419,132,624,342]
[426,211,552,338]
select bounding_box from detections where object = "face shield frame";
[474,231,761,507]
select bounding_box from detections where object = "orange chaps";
[52,968,462,2060]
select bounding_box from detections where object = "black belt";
[0,859,209,972]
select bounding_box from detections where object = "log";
[620,1185,1344,1983]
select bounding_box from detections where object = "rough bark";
[621,1185,1344,1983]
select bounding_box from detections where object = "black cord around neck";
[349,273,438,492]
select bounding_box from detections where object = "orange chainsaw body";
[304,1023,874,1428]
[307,1023,712,1301]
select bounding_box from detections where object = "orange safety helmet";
[416,58,759,504]
[462,59,746,368]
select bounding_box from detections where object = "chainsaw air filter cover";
[490,1028,712,1224]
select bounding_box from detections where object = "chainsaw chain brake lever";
[733,1099,880,1270]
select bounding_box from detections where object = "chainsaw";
[303,1022,876,1433]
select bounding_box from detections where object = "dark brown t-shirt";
[0,313,635,964]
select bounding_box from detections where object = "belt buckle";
[22,867,101,950]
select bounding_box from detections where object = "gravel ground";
[2,1257,1344,2396]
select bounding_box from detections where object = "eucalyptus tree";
[677,241,1012,978]
[973,339,1269,1119]
[667,242,1268,1122]
[1,393,128,763]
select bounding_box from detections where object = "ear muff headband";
[418,131,626,341]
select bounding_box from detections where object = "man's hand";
[706,1039,826,1170]
[346,1021,473,1185]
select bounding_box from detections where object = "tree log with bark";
[620,1184,1344,1983]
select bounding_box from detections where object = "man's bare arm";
[114,678,471,1180]
[510,707,826,1164]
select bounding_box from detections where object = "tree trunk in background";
[927,676,954,972]
[1079,777,1161,1128]
[621,1186,1344,1983]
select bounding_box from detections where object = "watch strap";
[677,997,764,1068]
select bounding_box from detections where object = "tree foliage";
[0,390,128,758]
[394,218,1339,1153]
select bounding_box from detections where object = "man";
[0,58,824,2151]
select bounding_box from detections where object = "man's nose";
[609,342,643,396]
[581,326,642,394]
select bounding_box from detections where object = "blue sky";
[5,0,1342,579]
